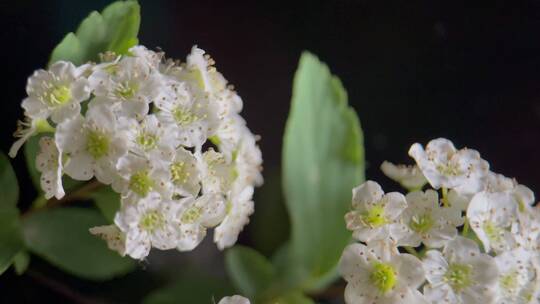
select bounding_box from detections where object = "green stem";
[24,180,103,218]
[462,219,470,236]
[404,246,418,257]
[441,187,449,207]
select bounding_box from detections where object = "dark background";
[1,0,540,303]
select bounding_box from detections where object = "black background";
[1,0,540,303]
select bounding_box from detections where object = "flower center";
[170,161,190,185]
[370,262,397,293]
[483,221,503,243]
[173,107,198,126]
[409,213,434,234]
[46,85,71,106]
[500,271,519,295]
[115,81,139,99]
[181,206,202,224]
[436,163,462,177]
[361,205,387,227]
[129,170,153,197]
[444,263,473,292]
[86,130,110,159]
[139,209,165,232]
[136,131,158,151]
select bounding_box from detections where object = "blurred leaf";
[272,292,314,304]
[24,135,82,194]
[250,169,289,256]
[282,52,364,289]
[22,208,135,280]
[49,0,140,66]
[13,251,30,275]
[225,246,276,299]
[0,208,24,275]
[143,275,234,304]
[0,153,23,275]
[0,152,19,207]
[92,186,120,223]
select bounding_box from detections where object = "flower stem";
[23,180,103,217]
[404,246,418,257]
[462,219,470,236]
[441,187,449,207]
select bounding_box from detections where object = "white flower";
[9,118,54,158]
[512,206,540,251]
[214,186,254,250]
[155,80,220,148]
[89,225,127,257]
[380,161,427,191]
[167,147,201,197]
[122,114,177,159]
[89,56,161,119]
[56,103,128,184]
[175,193,226,251]
[494,248,540,304]
[398,190,463,248]
[339,242,426,304]
[345,181,407,243]
[129,45,163,70]
[231,127,263,190]
[447,189,471,211]
[408,138,489,195]
[199,148,235,194]
[36,136,65,199]
[467,191,517,253]
[485,172,516,193]
[423,236,498,304]
[22,61,90,124]
[182,46,226,95]
[114,154,171,202]
[485,172,535,216]
[184,46,243,116]
[114,192,178,259]
[218,295,250,304]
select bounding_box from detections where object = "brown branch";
[23,180,104,218]
[26,270,107,304]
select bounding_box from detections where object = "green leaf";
[92,186,120,223]
[0,208,24,275]
[143,275,234,304]
[24,135,82,195]
[281,52,364,289]
[22,208,135,280]
[13,251,30,275]
[225,246,276,299]
[0,152,19,207]
[49,0,140,66]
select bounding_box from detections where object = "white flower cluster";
[218,295,250,304]
[340,138,540,304]
[11,45,263,259]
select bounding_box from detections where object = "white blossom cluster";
[340,138,540,304]
[10,45,263,259]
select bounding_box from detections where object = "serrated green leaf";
[142,275,234,304]
[0,208,24,275]
[13,251,30,275]
[49,0,140,66]
[0,152,19,207]
[225,246,276,299]
[281,52,364,289]
[22,208,135,280]
[92,186,120,223]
